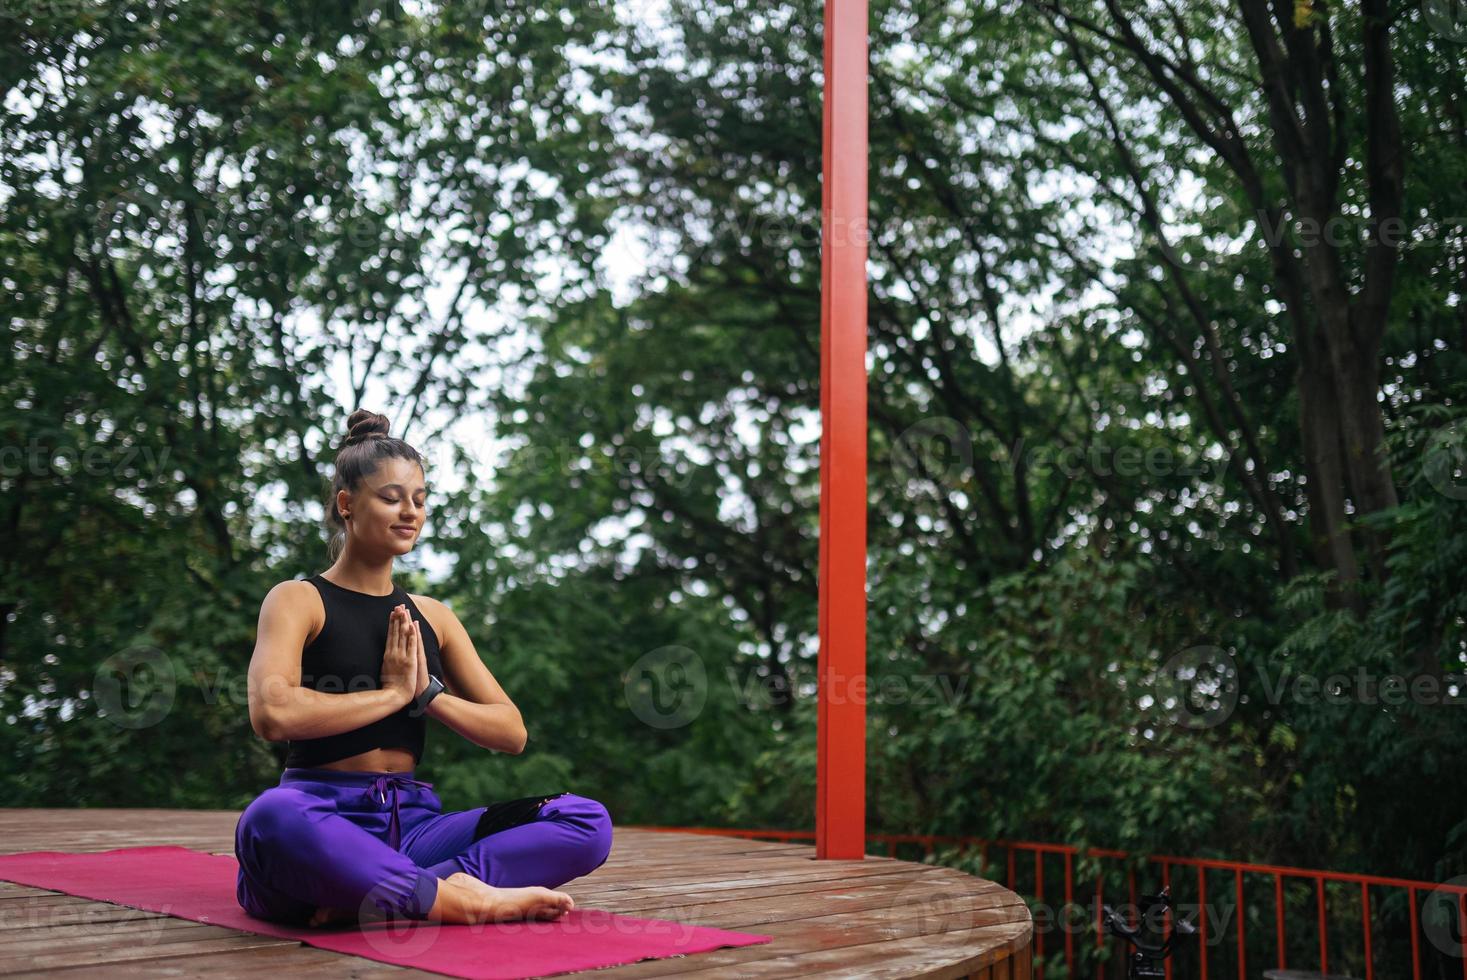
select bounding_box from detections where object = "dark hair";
[326,409,425,560]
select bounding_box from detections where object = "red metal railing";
[639,826,1467,979]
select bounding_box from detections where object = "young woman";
[235,409,613,927]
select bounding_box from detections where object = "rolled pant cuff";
[402,868,440,920]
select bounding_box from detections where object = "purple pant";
[234,768,613,925]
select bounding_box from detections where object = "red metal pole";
[1036,851,1046,968]
[1236,869,1245,980]
[1129,870,1138,930]
[1163,862,1173,980]
[815,0,869,862]
[1408,886,1419,980]
[1316,877,1328,974]
[1065,851,1075,976]
[1199,866,1209,980]
[1276,874,1286,971]
[1360,882,1373,980]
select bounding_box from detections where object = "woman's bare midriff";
[315,746,417,772]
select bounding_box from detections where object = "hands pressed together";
[380,604,431,707]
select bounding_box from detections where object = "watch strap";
[411,675,445,716]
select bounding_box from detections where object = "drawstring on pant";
[364,774,434,850]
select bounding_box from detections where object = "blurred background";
[3,0,1466,975]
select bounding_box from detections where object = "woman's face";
[340,457,428,556]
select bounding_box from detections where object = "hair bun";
[343,409,391,447]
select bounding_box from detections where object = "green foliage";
[1,12,1464,967]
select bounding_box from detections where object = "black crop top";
[282,574,446,769]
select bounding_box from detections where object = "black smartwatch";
[410,675,445,716]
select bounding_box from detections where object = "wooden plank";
[678,920,1030,978]
[562,876,1030,978]
[0,896,97,913]
[2,943,421,980]
[580,857,920,897]
[0,918,258,957]
[596,873,1022,929]
[0,811,1032,978]
[0,900,172,933]
[595,849,844,873]
[0,886,69,900]
[0,928,297,975]
[0,936,301,976]
[584,867,934,915]
[583,903,1029,978]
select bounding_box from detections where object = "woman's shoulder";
[259,578,326,618]
[259,579,326,645]
[264,577,318,601]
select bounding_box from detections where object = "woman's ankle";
[424,874,472,923]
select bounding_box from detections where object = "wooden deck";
[0,810,1032,979]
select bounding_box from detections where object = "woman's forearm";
[424,696,527,754]
[251,675,411,742]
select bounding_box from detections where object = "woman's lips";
[391,526,416,538]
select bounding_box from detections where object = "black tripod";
[1101,886,1196,979]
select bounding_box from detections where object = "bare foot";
[441,871,574,924]
[307,905,355,928]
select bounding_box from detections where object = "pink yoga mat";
[0,845,772,979]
